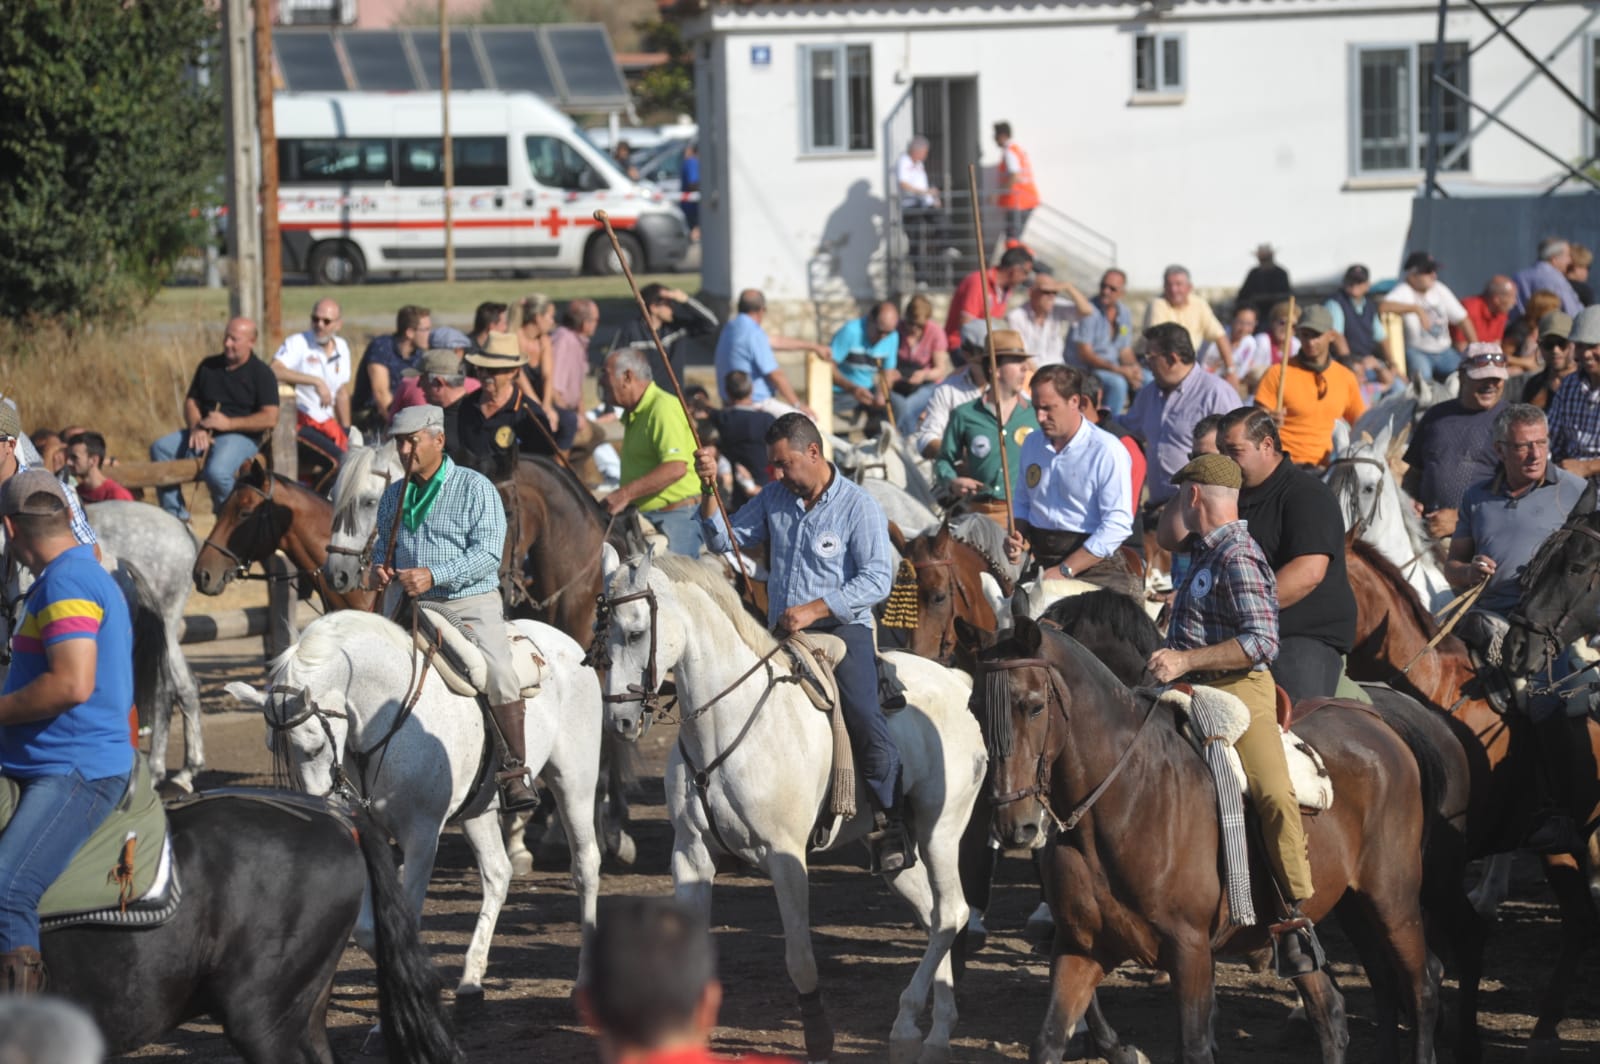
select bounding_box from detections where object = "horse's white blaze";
[1325,434,1453,611]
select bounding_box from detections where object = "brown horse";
[1345,537,1600,1059]
[974,616,1442,1064]
[193,455,374,611]
[887,520,1003,672]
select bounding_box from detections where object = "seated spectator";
[470,301,509,351]
[1007,274,1091,370]
[1523,312,1577,410]
[1200,303,1258,380]
[1253,304,1365,466]
[65,431,133,503]
[1402,343,1508,541]
[894,293,953,430]
[1568,243,1595,306]
[1457,275,1517,346]
[712,289,821,416]
[1503,289,1563,373]
[1143,265,1233,380]
[352,305,430,431]
[579,896,787,1064]
[831,300,901,429]
[915,320,995,458]
[1387,252,1474,383]
[1547,306,1600,484]
[710,371,776,506]
[1229,300,1300,389]
[1325,263,1418,389]
[272,299,353,487]
[946,246,1033,352]
[1069,269,1143,414]
[1513,237,1583,318]
[392,344,482,415]
[0,407,97,550]
[149,317,280,522]
[935,341,1036,517]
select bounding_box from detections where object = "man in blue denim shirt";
[695,413,912,872]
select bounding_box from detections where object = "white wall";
[687,0,1599,311]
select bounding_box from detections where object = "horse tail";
[353,810,465,1064]
[1367,694,1448,854]
[121,561,169,726]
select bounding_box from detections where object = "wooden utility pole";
[440,0,456,282]
[221,0,261,323]
[254,0,283,350]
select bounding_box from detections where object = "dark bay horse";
[1346,537,1600,1059]
[193,455,374,611]
[974,617,1441,1064]
[45,792,459,1064]
[888,520,1003,672]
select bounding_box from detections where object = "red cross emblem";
[538,207,569,238]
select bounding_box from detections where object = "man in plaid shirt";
[372,404,537,811]
[1145,454,1319,972]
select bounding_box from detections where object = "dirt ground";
[121,645,1599,1064]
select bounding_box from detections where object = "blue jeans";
[1406,346,1462,384]
[815,621,901,812]
[149,429,261,521]
[894,381,940,431]
[0,769,128,951]
[644,505,703,557]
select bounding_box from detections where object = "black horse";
[43,791,461,1064]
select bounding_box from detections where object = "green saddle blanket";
[0,755,171,922]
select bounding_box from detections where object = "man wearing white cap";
[371,404,538,810]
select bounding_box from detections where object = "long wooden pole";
[253,0,281,350]
[967,165,1014,536]
[593,210,757,609]
[440,0,456,283]
[1276,295,1297,412]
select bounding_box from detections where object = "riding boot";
[866,803,915,876]
[1270,904,1325,977]
[1524,714,1582,855]
[489,700,540,812]
[0,947,48,994]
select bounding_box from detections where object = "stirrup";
[497,764,540,812]
[1270,909,1325,977]
[865,813,915,876]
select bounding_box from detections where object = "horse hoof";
[454,981,484,1000]
[915,1042,951,1064]
[613,831,637,867]
[510,852,534,877]
[888,1036,924,1064]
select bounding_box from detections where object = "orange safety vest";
[997,142,1040,211]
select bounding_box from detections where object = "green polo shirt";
[620,382,702,512]
[935,393,1039,500]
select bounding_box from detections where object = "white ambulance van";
[274,92,690,284]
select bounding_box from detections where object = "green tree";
[0,0,222,323]
[632,19,693,118]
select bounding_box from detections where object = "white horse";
[831,425,942,515]
[1324,427,1453,611]
[597,547,985,1064]
[227,608,602,993]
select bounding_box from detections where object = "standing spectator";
[709,371,776,504]
[1402,344,1509,541]
[1143,265,1235,380]
[1458,276,1517,346]
[1567,243,1595,306]
[831,300,901,428]
[602,348,703,555]
[935,340,1037,518]
[610,283,719,389]
[149,317,280,522]
[272,299,353,480]
[551,299,599,447]
[470,301,509,351]
[992,121,1039,240]
[515,294,560,432]
[1008,275,1092,369]
[1122,323,1241,513]
[1387,252,1475,383]
[914,321,994,458]
[894,293,952,430]
[946,246,1033,351]
[1235,243,1292,323]
[711,289,821,415]
[64,431,133,504]
[353,304,430,431]
[1252,304,1365,466]
[896,135,941,284]
[1547,306,1600,483]
[1513,237,1584,318]
[1523,312,1577,410]
[679,141,701,241]
[1070,268,1143,414]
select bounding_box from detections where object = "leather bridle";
[910,555,977,665]
[1324,453,1390,539]
[587,587,664,715]
[324,467,395,586]
[198,472,278,582]
[1511,517,1600,666]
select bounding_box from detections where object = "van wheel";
[584,231,643,276]
[308,241,366,286]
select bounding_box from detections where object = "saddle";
[412,601,546,700]
[0,756,180,932]
[1163,685,1335,814]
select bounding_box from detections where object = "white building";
[671,0,1600,318]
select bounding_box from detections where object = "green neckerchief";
[401,457,451,531]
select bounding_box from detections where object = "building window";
[1352,42,1471,177]
[1134,32,1184,96]
[801,44,874,153]
[1590,35,1600,158]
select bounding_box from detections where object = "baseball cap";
[1170,454,1243,490]
[403,349,468,379]
[390,404,444,436]
[1571,305,1600,346]
[1403,251,1439,275]
[0,468,70,517]
[1461,342,1509,381]
[0,403,21,441]
[1538,312,1573,342]
[1296,304,1335,336]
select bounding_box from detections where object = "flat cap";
[1296,303,1335,336]
[0,468,70,517]
[403,349,467,379]
[0,403,20,441]
[1170,453,1243,491]
[389,404,444,436]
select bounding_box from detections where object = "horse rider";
[371,405,538,812]
[1002,364,1139,598]
[0,405,99,559]
[933,329,1037,525]
[0,471,134,993]
[1145,454,1320,973]
[692,413,911,874]
[1210,407,1358,703]
[1446,402,1589,854]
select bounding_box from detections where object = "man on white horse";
[371,404,538,811]
[691,413,911,873]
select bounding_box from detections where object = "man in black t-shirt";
[708,371,776,505]
[1217,407,1356,701]
[1402,345,1507,542]
[149,317,281,522]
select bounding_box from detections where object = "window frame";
[1348,41,1472,179]
[1132,31,1186,98]
[798,42,875,155]
[1588,34,1600,161]
[278,137,393,185]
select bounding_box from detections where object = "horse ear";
[1372,422,1392,453]
[224,681,266,709]
[1014,615,1042,656]
[888,521,907,556]
[1572,481,1598,519]
[953,616,981,651]
[601,542,621,586]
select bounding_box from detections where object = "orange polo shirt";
[1254,360,1366,465]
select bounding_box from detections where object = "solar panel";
[342,32,416,92]
[479,28,559,98]
[546,25,628,103]
[409,29,488,92]
[276,32,347,92]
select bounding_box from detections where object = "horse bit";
[197,472,280,582]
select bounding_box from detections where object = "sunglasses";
[1539,336,1571,349]
[1100,283,1123,293]
[312,315,338,325]
[1462,351,1507,368]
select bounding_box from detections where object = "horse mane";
[330,443,398,530]
[1041,590,1162,657]
[521,456,651,556]
[270,609,412,683]
[651,553,777,657]
[1350,538,1440,638]
[947,513,1020,588]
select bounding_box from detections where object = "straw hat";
[465,331,528,370]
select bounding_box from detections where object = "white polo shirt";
[1012,419,1134,558]
[273,330,351,423]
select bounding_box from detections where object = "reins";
[1394,575,1488,677]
